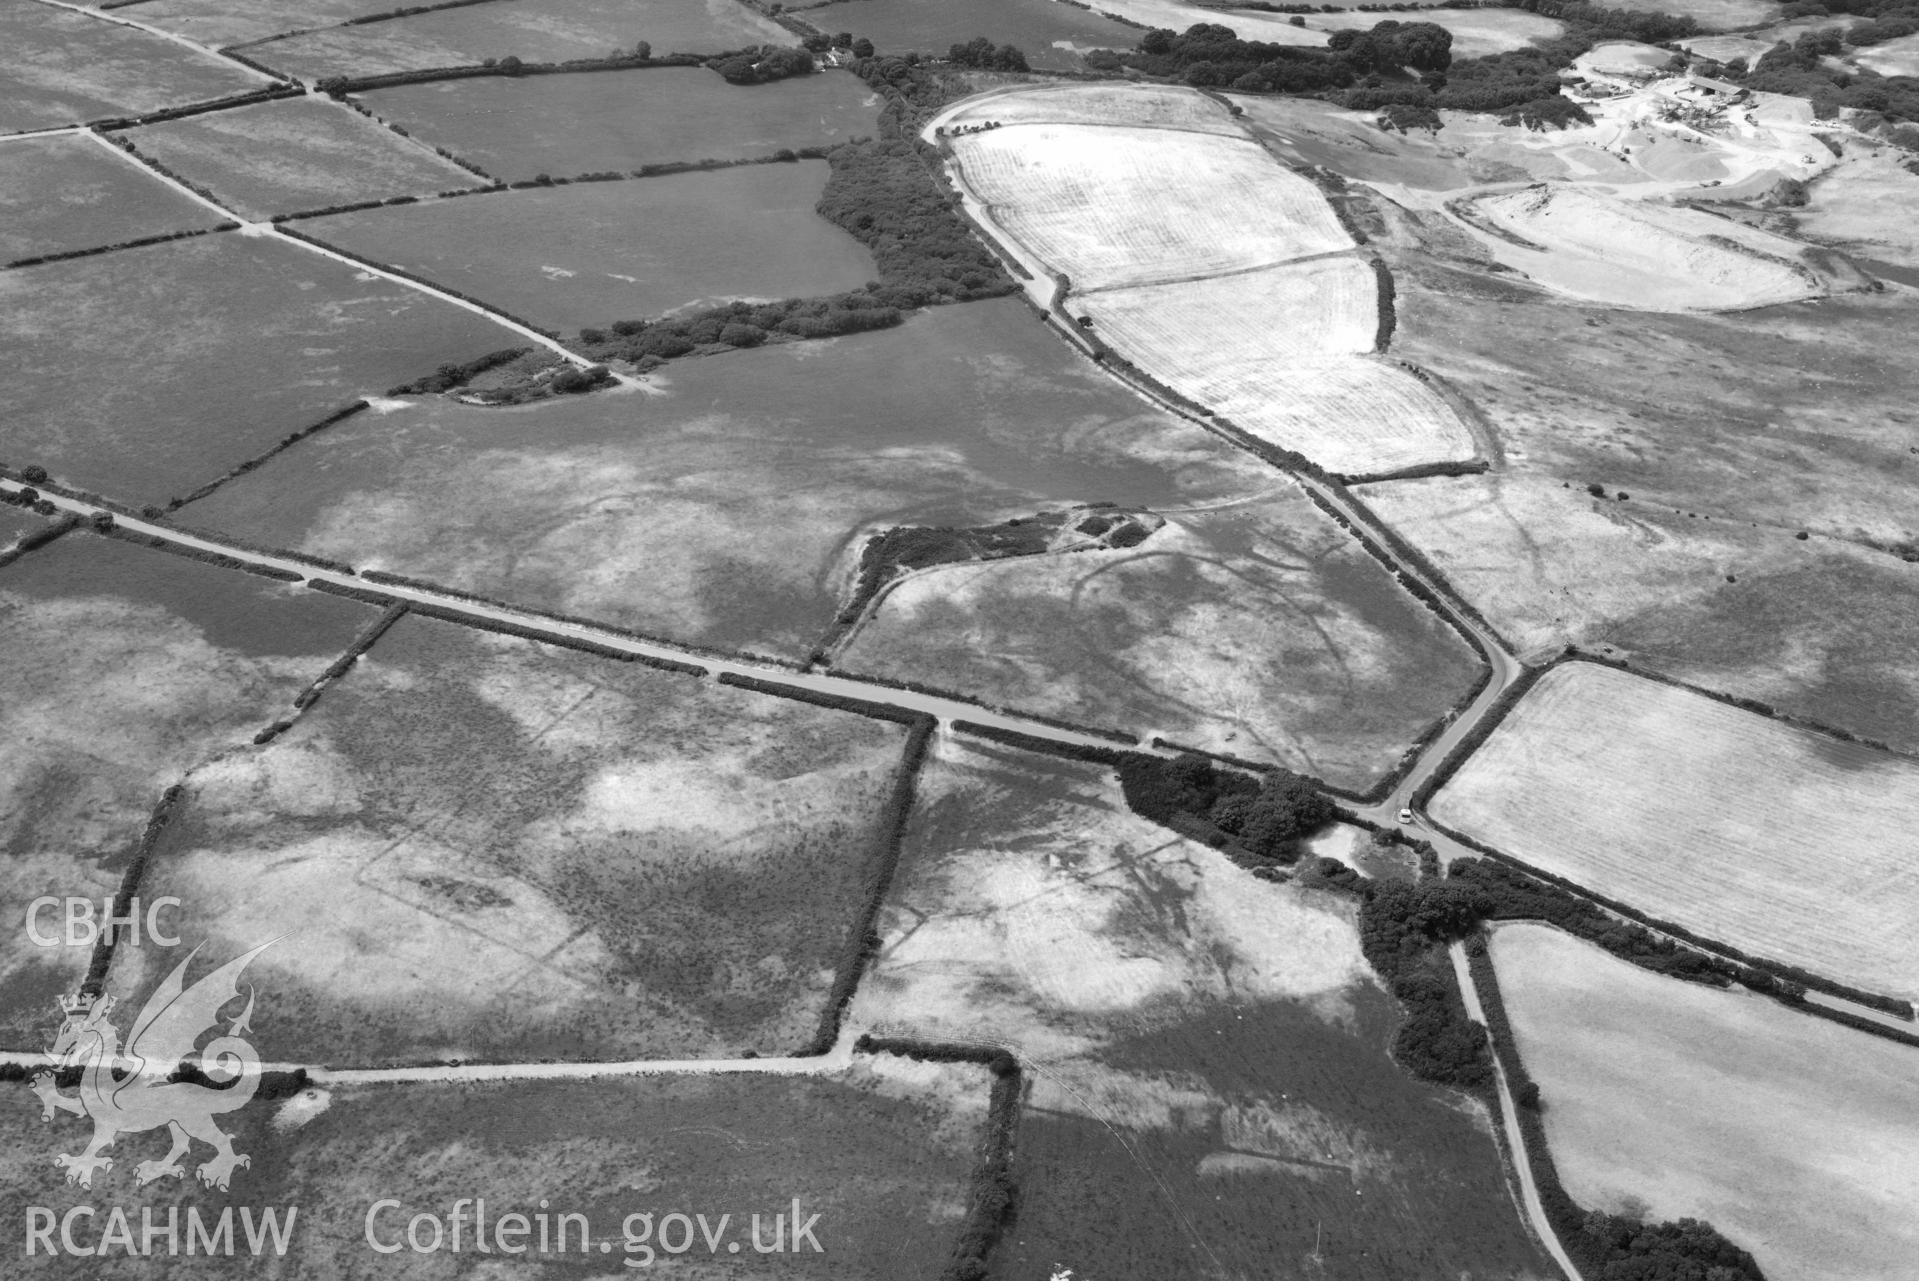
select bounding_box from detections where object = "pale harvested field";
[1214,357,1472,477]
[1078,257,1379,363]
[942,82,1243,135]
[1079,259,1440,473]
[953,123,1351,290]
[1434,661,1919,997]
[1466,184,1820,309]
[1491,923,1919,1281]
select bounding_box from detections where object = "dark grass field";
[364,68,881,183]
[248,0,787,80]
[0,1,261,134]
[124,96,481,220]
[0,133,223,263]
[0,232,512,507]
[299,161,877,333]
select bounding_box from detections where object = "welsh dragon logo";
[30,941,272,1191]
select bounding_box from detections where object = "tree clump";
[709,45,815,85]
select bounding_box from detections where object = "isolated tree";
[634,40,651,59]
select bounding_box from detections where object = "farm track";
[1452,943,1580,1281]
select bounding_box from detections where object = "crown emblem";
[57,993,102,1017]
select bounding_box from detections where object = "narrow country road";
[1451,943,1581,1281]
[0,481,1163,760]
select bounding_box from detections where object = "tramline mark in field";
[1433,661,1919,998]
[1491,923,1919,1281]
[952,123,1352,291]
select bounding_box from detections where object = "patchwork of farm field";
[248,0,787,79]
[185,298,1273,657]
[947,86,1481,473]
[838,492,1484,790]
[0,531,374,1047]
[1460,184,1825,310]
[1433,661,1919,998]
[851,736,1555,1279]
[111,612,914,1065]
[0,0,263,133]
[300,161,875,333]
[0,131,221,263]
[1491,923,1919,1281]
[950,122,1353,290]
[0,1065,988,1278]
[0,232,511,506]
[363,68,881,182]
[795,0,1144,71]
[121,95,482,219]
[1078,259,1476,472]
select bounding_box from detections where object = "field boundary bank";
[3,220,237,271]
[855,1036,1021,1279]
[263,50,741,92]
[1442,818,1919,1030]
[167,399,371,511]
[81,121,606,370]
[257,600,412,745]
[800,713,933,1057]
[78,783,187,1000]
[0,512,81,569]
[328,90,497,181]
